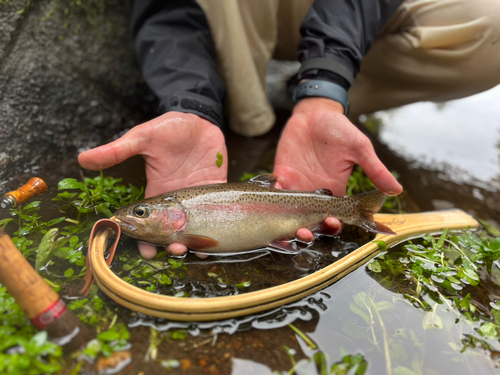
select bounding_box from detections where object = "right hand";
[78,112,227,259]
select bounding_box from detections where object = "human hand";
[79,112,227,258]
[274,97,403,238]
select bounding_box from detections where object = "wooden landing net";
[82,210,478,321]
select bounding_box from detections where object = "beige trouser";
[196,0,500,136]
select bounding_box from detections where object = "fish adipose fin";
[248,174,279,187]
[176,233,219,250]
[356,191,396,235]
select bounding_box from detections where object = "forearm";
[297,0,404,90]
[132,0,225,127]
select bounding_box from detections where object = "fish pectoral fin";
[248,174,279,187]
[176,233,219,250]
[269,240,299,253]
[360,210,396,235]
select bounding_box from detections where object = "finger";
[138,242,158,259]
[166,243,188,256]
[357,141,403,196]
[78,127,145,170]
[323,217,342,235]
[296,228,315,242]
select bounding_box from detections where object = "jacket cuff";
[299,57,354,87]
[158,91,224,128]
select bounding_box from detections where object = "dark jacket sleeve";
[297,0,403,90]
[131,0,225,127]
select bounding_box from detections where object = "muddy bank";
[0,0,156,190]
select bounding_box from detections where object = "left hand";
[275,97,403,240]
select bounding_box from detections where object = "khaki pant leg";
[196,0,279,136]
[274,0,315,60]
[348,0,500,119]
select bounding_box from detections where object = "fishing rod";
[1,177,48,209]
[0,227,92,353]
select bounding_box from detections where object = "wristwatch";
[292,79,349,115]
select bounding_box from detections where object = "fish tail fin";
[354,191,396,235]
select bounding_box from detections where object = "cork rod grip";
[0,229,59,319]
[4,177,48,206]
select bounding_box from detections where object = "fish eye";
[133,206,149,218]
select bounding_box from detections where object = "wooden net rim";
[87,210,478,321]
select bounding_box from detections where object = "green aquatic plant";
[355,229,500,372]
[216,152,224,167]
[0,286,63,374]
[0,173,142,371]
[83,323,130,359]
[277,324,367,375]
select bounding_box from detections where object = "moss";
[41,0,118,38]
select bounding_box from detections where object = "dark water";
[1,88,500,374]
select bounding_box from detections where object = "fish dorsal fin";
[315,188,333,196]
[247,174,279,187]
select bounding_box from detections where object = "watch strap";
[293,79,349,115]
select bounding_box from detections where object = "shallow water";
[1,87,500,374]
[370,85,500,189]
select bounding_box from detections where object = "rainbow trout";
[111,175,395,253]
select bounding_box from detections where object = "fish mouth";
[110,215,137,234]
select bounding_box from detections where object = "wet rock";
[0,0,157,189]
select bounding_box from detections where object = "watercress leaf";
[367,260,382,273]
[30,330,49,348]
[422,306,443,330]
[437,229,448,249]
[69,236,79,246]
[98,330,120,342]
[463,268,479,281]
[58,178,87,191]
[64,268,74,277]
[0,218,13,229]
[96,203,114,218]
[349,302,370,324]
[478,322,498,339]
[372,240,387,251]
[23,201,41,210]
[375,301,393,311]
[216,152,223,167]
[45,217,66,227]
[490,239,500,252]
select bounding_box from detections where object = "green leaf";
[96,203,114,218]
[30,331,48,347]
[367,259,382,273]
[35,228,60,269]
[64,268,74,277]
[349,302,370,325]
[372,240,386,251]
[58,178,87,191]
[23,201,41,210]
[490,239,500,251]
[45,216,66,227]
[422,305,443,330]
[436,229,448,249]
[98,330,120,342]
[216,152,223,167]
[479,322,498,339]
[0,218,13,229]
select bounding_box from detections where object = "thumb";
[78,127,145,170]
[357,149,403,196]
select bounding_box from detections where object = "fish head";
[111,197,186,245]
